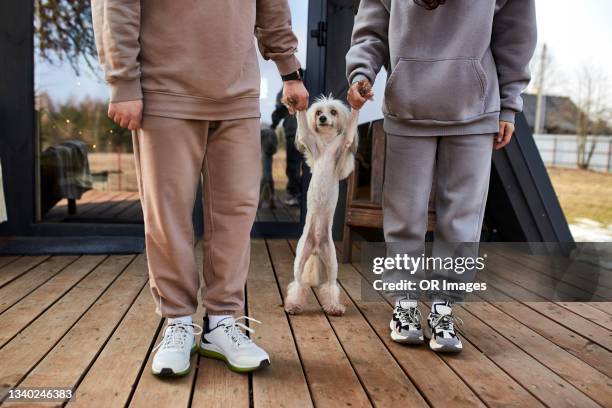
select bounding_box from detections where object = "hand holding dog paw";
[347,79,373,110]
[283,80,309,114]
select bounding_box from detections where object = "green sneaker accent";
[151,343,198,377]
[198,347,270,373]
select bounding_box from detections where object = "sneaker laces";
[222,316,262,348]
[153,321,203,351]
[430,313,463,332]
[397,306,421,327]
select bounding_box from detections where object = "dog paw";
[284,302,304,315]
[323,303,346,316]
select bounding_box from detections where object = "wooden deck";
[45,190,300,224]
[0,240,611,407]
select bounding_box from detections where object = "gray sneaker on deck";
[423,302,463,353]
[390,299,424,344]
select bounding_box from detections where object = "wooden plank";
[187,240,249,407]
[44,191,104,219]
[60,191,122,216]
[489,247,612,297]
[489,246,612,290]
[344,244,601,408]
[589,302,612,316]
[336,257,537,408]
[129,259,206,408]
[94,192,137,217]
[481,264,612,352]
[0,255,134,398]
[265,240,371,408]
[486,255,610,302]
[247,240,313,408]
[453,305,600,408]
[0,256,18,269]
[76,192,124,217]
[191,308,249,408]
[113,199,141,221]
[117,197,143,221]
[0,255,78,313]
[102,194,141,219]
[273,240,428,407]
[192,359,249,408]
[531,301,612,351]
[128,321,198,408]
[461,300,612,407]
[478,279,612,378]
[0,255,49,288]
[66,285,161,408]
[0,255,107,347]
[3,256,150,407]
[555,302,612,330]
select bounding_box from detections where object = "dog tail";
[301,254,324,287]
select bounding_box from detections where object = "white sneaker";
[152,321,202,376]
[199,316,271,373]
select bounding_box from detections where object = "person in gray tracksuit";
[345,0,537,352]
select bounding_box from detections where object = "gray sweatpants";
[382,134,494,302]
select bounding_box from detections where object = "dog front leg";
[342,108,359,151]
[296,110,319,158]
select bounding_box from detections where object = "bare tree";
[35,0,97,75]
[574,65,611,169]
[528,44,564,98]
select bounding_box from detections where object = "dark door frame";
[0,0,328,239]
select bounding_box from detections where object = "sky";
[35,0,612,122]
[531,0,612,96]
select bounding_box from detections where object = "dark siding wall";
[0,1,35,236]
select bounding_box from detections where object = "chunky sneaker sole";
[423,321,463,352]
[152,343,199,377]
[389,320,424,344]
[199,342,271,373]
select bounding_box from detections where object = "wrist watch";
[281,68,304,82]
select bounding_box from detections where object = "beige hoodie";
[92,0,301,120]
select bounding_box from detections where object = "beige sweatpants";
[133,115,261,317]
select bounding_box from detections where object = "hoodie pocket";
[384,58,487,121]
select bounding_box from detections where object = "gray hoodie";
[346,0,537,136]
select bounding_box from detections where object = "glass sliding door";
[34,0,140,225]
[255,0,309,226]
[32,0,313,235]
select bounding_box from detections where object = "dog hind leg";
[318,235,345,316]
[285,235,313,314]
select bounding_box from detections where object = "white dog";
[284,96,359,316]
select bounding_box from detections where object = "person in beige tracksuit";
[93,0,308,375]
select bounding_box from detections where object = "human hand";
[282,80,309,114]
[108,100,143,131]
[347,79,373,110]
[495,121,515,150]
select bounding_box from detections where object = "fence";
[534,134,612,173]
